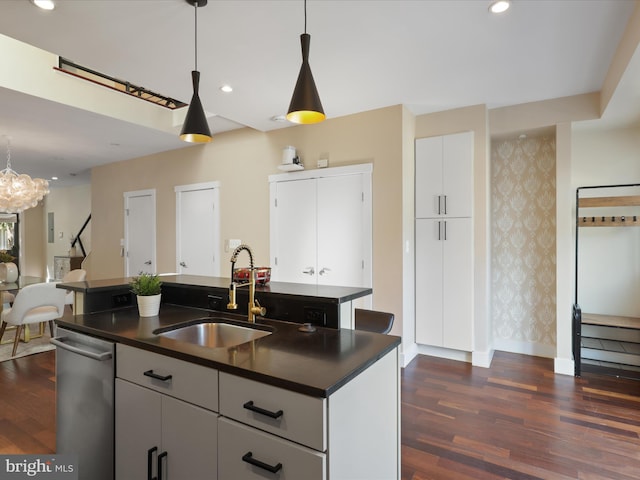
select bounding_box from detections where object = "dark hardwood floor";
[1,350,639,479]
[402,352,640,480]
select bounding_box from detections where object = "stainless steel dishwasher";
[51,327,115,480]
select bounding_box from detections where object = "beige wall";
[90,106,406,335]
[20,203,46,277]
[43,184,91,279]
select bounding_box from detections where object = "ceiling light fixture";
[220,85,233,93]
[489,0,511,14]
[31,0,55,10]
[180,0,212,143]
[0,136,49,213]
[286,0,325,124]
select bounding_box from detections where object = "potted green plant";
[129,273,162,317]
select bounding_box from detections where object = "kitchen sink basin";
[154,319,272,348]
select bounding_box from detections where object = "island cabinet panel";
[219,372,326,451]
[116,379,218,480]
[218,417,326,480]
[117,343,218,411]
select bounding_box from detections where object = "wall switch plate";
[317,158,329,168]
[226,239,241,252]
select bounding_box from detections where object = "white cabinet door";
[415,219,444,346]
[442,132,473,218]
[115,379,218,480]
[415,136,443,218]
[270,166,372,288]
[415,218,473,351]
[162,395,218,480]
[115,379,162,480]
[272,178,317,284]
[317,174,366,287]
[415,132,473,219]
[442,218,473,351]
[175,182,220,277]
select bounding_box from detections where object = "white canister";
[0,262,18,283]
[282,146,296,165]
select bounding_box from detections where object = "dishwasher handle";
[50,336,113,361]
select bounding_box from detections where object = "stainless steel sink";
[154,319,272,348]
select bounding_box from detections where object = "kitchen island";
[60,274,372,329]
[55,303,400,479]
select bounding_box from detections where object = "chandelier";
[0,137,49,213]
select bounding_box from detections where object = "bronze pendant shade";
[180,0,212,143]
[286,3,325,124]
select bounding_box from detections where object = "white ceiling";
[0,0,636,188]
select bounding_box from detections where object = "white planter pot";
[0,262,18,283]
[136,294,161,317]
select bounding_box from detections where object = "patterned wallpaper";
[491,135,557,352]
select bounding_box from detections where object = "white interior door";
[271,178,317,284]
[175,182,220,277]
[317,174,368,287]
[124,189,156,276]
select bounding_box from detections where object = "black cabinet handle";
[242,452,282,473]
[144,370,173,382]
[243,400,283,419]
[157,451,167,480]
[147,446,157,480]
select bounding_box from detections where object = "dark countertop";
[56,304,400,398]
[58,274,373,304]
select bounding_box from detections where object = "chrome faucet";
[227,244,266,323]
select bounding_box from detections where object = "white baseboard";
[492,338,556,358]
[400,342,418,368]
[472,348,494,368]
[554,357,575,376]
[416,344,472,363]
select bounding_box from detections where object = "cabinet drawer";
[218,417,325,480]
[116,344,218,412]
[219,372,326,451]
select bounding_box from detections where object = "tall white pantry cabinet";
[415,132,474,352]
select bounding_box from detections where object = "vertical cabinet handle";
[437,221,441,241]
[443,195,447,214]
[437,195,441,215]
[242,452,283,473]
[147,446,157,480]
[443,221,447,241]
[157,451,167,480]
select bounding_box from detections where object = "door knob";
[319,267,331,276]
[144,260,152,265]
[302,267,315,275]
[180,261,187,267]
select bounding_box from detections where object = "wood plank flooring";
[1,350,639,479]
[402,351,640,480]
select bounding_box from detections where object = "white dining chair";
[61,269,87,308]
[0,282,66,357]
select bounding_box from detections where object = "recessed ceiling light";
[32,0,56,10]
[489,0,510,14]
[51,176,58,180]
[220,85,233,93]
[271,115,286,123]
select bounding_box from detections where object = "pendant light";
[180,0,212,143]
[286,0,325,124]
[0,136,49,213]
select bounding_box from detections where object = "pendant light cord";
[194,2,199,71]
[5,137,11,170]
[304,0,307,34]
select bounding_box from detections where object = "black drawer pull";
[242,452,282,473]
[243,400,283,419]
[157,451,168,480]
[144,370,173,382]
[147,446,157,480]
